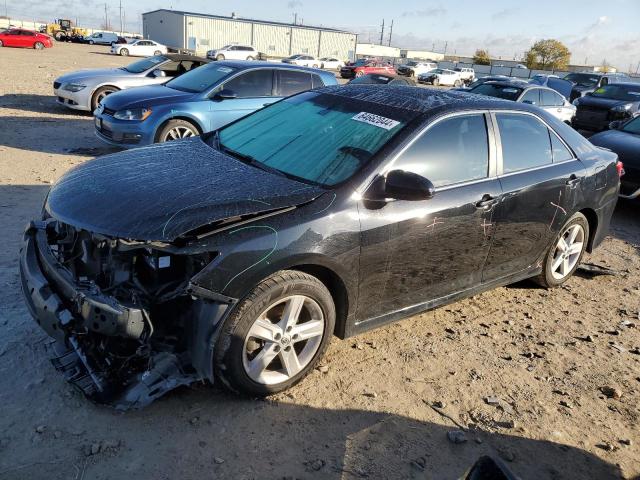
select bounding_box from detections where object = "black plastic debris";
[576,263,621,277]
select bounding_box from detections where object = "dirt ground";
[0,43,639,480]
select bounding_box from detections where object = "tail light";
[616,160,625,178]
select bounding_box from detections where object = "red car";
[340,59,396,79]
[0,29,53,49]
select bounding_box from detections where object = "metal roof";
[142,9,354,35]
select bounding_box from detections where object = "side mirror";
[214,88,238,100]
[609,120,623,130]
[152,69,166,78]
[368,170,435,201]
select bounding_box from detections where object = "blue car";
[94,60,337,147]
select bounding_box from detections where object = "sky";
[5,0,639,71]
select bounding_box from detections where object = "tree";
[523,39,570,70]
[473,49,491,65]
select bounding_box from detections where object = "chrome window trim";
[359,110,497,194]
[490,109,578,177]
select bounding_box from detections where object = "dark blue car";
[94,60,337,147]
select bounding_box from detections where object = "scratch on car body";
[548,191,566,230]
[222,225,278,291]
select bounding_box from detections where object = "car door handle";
[475,195,498,209]
[566,175,581,187]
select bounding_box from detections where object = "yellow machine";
[41,19,88,42]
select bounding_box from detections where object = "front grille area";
[53,81,61,90]
[102,107,116,116]
[96,125,113,139]
[576,106,609,123]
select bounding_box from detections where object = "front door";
[357,112,501,322]
[482,112,587,281]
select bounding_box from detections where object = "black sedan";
[20,86,619,408]
[572,82,640,132]
[590,115,640,199]
[349,73,416,86]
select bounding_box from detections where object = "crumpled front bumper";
[19,222,148,342]
[18,221,208,409]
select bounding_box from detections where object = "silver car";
[53,54,210,112]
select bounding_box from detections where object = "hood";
[100,85,194,110]
[590,129,640,168]
[46,138,325,242]
[577,95,639,110]
[56,68,130,84]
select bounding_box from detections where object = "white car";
[417,69,463,87]
[396,61,437,77]
[454,67,476,84]
[318,57,344,69]
[206,45,258,61]
[281,54,320,68]
[111,39,167,57]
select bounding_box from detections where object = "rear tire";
[433,78,440,86]
[91,86,119,111]
[0,40,3,47]
[34,42,44,50]
[355,70,364,77]
[534,212,589,288]
[89,40,94,45]
[214,270,335,396]
[154,50,162,56]
[157,119,200,142]
[119,48,129,56]
[246,56,254,61]
[216,54,225,61]
[454,79,462,87]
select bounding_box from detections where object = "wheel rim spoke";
[557,238,568,252]
[567,242,583,256]
[248,318,280,342]
[292,320,324,342]
[247,343,279,378]
[551,254,564,273]
[279,296,305,331]
[280,348,302,376]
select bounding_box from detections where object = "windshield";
[122,56,167,73]
[622,116,640,134]
[217,92,415,187]
[350,75,391,85]
[165,64,237,93]
[591,84,640,101]
[564,73,600,87]
[406,61,418,66]
[470,84,523,101]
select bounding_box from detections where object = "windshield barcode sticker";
[351,112,400,130]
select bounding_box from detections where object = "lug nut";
[286,326,292,332]
[274,345,280,352]
[274,333,282,341]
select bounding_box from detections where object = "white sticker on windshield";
[351,112,400,130]
[217,67,233,73]
[503,88,519,93]
[628,91,640,96]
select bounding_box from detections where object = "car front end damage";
[20,219,235,410]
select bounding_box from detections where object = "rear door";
[482,111,587,281]
[1,30,19,47]
[358,112,502,320]
[209,69,275,130]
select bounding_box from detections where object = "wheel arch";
[153,115,205,142]
[579,207,598,252]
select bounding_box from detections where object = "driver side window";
[392,114,489,188]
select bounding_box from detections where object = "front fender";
[150,106,209,139]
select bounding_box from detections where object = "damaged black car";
[20,85,620,409]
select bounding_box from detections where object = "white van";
[85,32,119,45]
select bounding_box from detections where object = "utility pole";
[4,0,8,18]
[635,61,640,75]
[443,41,448,55]
[379,19,384,46]
[293,12,297,25]
[387,19,393,46]
[119,0,123,34]
[104,3,109,30]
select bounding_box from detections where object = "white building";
[142,9,357,60]
[400,49,444,61]
[355,43,400,59]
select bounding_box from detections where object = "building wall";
[400,49,444,61]
[143,10,184,48]
[253,23,291,57]
[355,43,400,59]
[319,31,355,60]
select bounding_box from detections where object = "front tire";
[214,270,335,396]
[216,54,225,61]
[454,79,462,87]
[355,70,364,77]
[34,42,44,50]
[154,50,162,56]
[0,40,3,47]
[157,119,199,142]
[433,78,440,86]
[535,212,589,288]
[89,40,94,45]
[246,56,254,61]
[119,48,129,56]
[91,86,118,111]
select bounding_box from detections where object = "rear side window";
[549,131,573,162]
[311,74,324,89]
[520,89,540,104]
[275,70,312,96]
[393,114,489,188]
[497,113,552,173]
[224,69,273,97]
[541,89,564,107]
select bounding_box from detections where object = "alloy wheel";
[242,295,325,385]
[551,224,585,280]
[34,42,44,50]
[163,126,197,141]
[95,89,115,105]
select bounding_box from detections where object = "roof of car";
[165,53,210,63]
[209,60,335,75]
[316,84,528,114]
[481,80,536,89]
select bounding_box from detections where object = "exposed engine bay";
[21,219,230,410]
